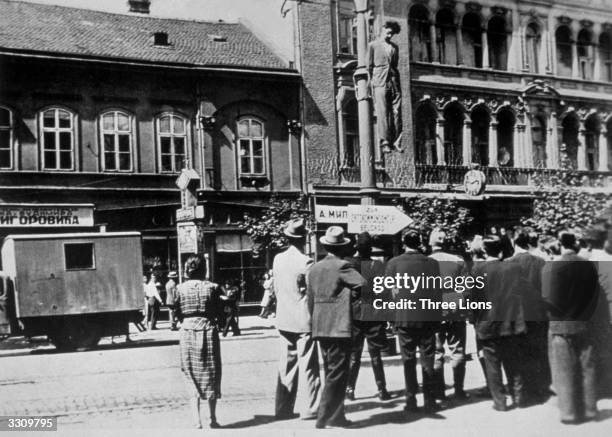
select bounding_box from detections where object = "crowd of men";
[271,218,612,429]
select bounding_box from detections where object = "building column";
[571,39,580,78]
[462,120,472,165]
[514,124,526,167]
[456,25,464,65]
[436,119,445,165]
[431,22,439,63]
[547,112,560,168]
[548,16,557,75]
[523,117,534,167]
[482,28,490,68]
[488,120,498,166]
[578,122,587,170]
[599,127,608,171]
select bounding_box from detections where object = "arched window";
[435,9,457,65]
[414,103,437,164]
[237,117,265,176]
[443,102,463,165]
[584,115,600,171]
[556,26,573,77]
[488,16,508,70]
[100,110,133,172]
[157,113,187,173]
[471,105,490,166]
[462,13,482,68]
[526,23,541,74]
[531,115,547,167]
[577,29,594,80]
[497,108,515,166]
[561,113,579,168]
[40,107,75,170]
[409,5,432,62]
[600,32,612,82]
[0,106,13,169]
[342,98,359,167]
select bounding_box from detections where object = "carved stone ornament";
[491,6,507,16]
[464,167,487,196]
[557,16,572,25]
[440,0,457,10]
[580,19,594,28]
[465,2,482,12]
[488,99,500,111]
[604,23,612,32]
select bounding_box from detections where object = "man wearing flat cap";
[308,226,366,429]
[344,232,391,402]
[273,219,321,421]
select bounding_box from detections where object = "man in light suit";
[308,226,365,429]
[367,20,402,154]
[273,219,321,420]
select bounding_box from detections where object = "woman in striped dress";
[175,255,224,429]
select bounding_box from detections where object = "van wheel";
[49,320,102,351]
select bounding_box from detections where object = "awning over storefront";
[216,234,254,253]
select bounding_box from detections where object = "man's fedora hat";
[320,226,351,246]
[284,218,308,238]
[167,271,178,279]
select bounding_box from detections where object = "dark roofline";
[0,48,300,78]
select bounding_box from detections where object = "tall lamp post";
[353,0,379,206]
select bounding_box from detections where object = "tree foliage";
[399,197,473,248]
[521,151,610,236]
[239,195,312,253]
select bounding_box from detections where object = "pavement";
[1,316,611,437]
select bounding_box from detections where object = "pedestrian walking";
[308,226,365,429]
[273,218,321,421]
[428,229,469,400]
[175,255,224,429]
[145,273,163,330]
[165,271,179,331]
[221,280,241,337]
[385,231,442,414]
[259,271,274,319]
[542,231,600,424]
[472,235,531,411]
[344,232,391,402]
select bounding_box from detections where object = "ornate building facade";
[298,0,612,230]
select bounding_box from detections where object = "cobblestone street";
[1,316,611,436]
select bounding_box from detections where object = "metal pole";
[353,0,378,206]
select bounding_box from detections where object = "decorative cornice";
[491,6,508,16]
[465,2,482,13]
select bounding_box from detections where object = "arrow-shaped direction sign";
[347,205,413,235]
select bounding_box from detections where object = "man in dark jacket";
[307,226,365,429]
[344,232,391,402]
[384,231,442,414]
[472,235,530,411]
[542,231,599,424]
[507,228,550,403]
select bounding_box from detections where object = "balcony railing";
[415,164,612,189]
